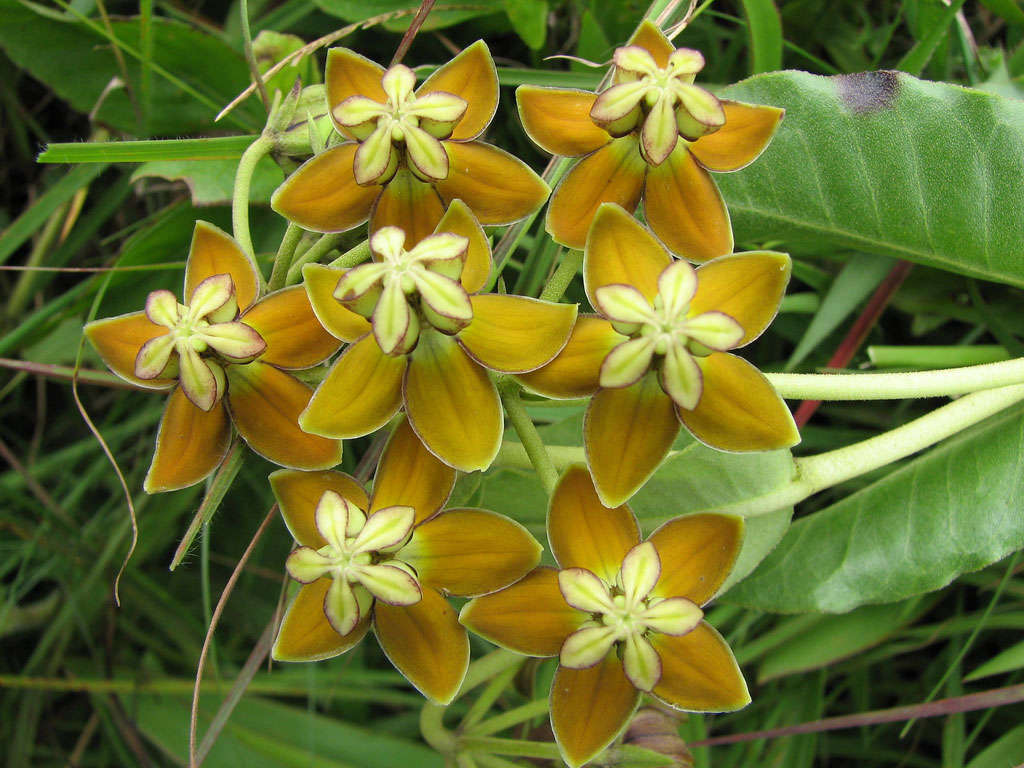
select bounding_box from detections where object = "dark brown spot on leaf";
[835,70,900,114]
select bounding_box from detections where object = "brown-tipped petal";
[269,469,369,549]
[374,586,468,705]
[417,40,497,141]
[404,330,502,472]
[458,295,577,374]
[585,374,679,508]
[241,287,341,369]
[272,144,378,233]
[273,577,373,662]
[326,48,386,136]
[185,221,261,312]
[516,85,610,157]
[547,138,646,250]
[434,142,549,226]
[551,654,640,768]
[370,417,455,523]
[370,168,445,247]
[548,465,640,582]
[85,312,176,389]
[517,316,622,399]
[649,514,743,605]
[402,508,541,597]
[584,202,670,306]
[459,567,583,656]
[144,388,230,493]
[650,622,750,712]
[679,352,799,452]
[691,251,791,347]
[433,199,490,293]
[226,361,342,470]
[626,19,675,68]
[302,264,371,343]
[644,144,733,262]
[300,334,406,439]
[690,100,785,172]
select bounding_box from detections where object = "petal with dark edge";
[273,578,372,662]
[325,48,386,136]
[404,330,501,473]
[516,85,610,157]
[648,514,743,605]
[516,316,623,399]
[85,312,176,389]
[417,40,497,141]
[550,654,640,768]
[370,168,446,247]
[585,373,679,508]
[690,251,791,347]
[226,361,342,470]
[677,353,800,452]
[185,221,261,312]
[302,263,371,343]
[650,622,750,712]
[626,19,675,68]
[434,142,549,226]
[242,286,341,369]
[269,469,369,549]
[402,508,541,597]
[459,567,583,656]
[584,202,670,306]
[144,388,230,493]
[689,100,784,172]
[548,465,639,582]
[369,417,455,523]
[271,144,378,234]
[644,144,732,262]
[433,199,491,294]
[374,587,468,705]
[458,295,577,374]
[547,138,646,250]
[299,334,406,439]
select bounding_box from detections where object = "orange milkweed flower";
[461,466,750,768]
[85,221,343,492]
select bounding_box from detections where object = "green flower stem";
[285,233,345,285]
[239,0,270,112]
[460,662,522,731]
[713,383,1024,519]
[867,345,1010,369]
[267,223,303,292]
[494,441,585,471]
[766,356,1024,399]
[538,249,583,304]
[499,382,560,496]
[328,238,373,269]
[464,697,549,737]
[231,133,274,268]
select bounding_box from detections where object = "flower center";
[285,491,422,637]
[333,227,474,356]
[333,64,468,186]
[133,273,266,411]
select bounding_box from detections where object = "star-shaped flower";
[461,466,750,768]
[272,41,549,246]
[516,19,784,259]
[518,204,799,506]
[272,418,542,704]
[298,200,578,473]
[85,222,343,492]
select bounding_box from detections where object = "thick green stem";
[708,384,1024,520]
[464,698,549,737]
[538,249,583,303]
[767,357,1024,399]
[285,233,345,285]
[499,382,559,496]
[328,239,373,269]
[867,345,1009,369]
[267,223,303,292]
[232,134,273,268]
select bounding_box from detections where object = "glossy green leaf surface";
[729,402,1024,613]
[717,70,1024,287]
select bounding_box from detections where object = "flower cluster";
[85,20,799,768]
